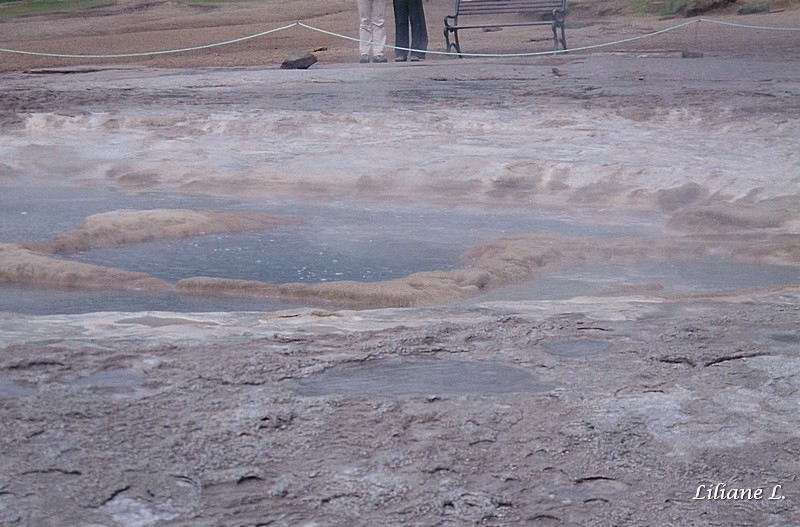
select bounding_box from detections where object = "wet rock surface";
[1,4,799,525]
[0,242,172,291]
[1,298,799,526]
[38,209,301,254]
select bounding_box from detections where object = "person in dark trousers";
[393,0,428,61]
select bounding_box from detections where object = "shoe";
[410,55,425,62]
[359,55,370,64]
[372,55,387,63]
[395,56,407,62]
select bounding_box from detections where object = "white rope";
[699,17,800,31]
[0,17,796,60]
[0,22,298,58]
[300,20,702,58]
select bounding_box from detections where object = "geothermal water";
[5,185,796,315]
[291,357,551,396]
[480,256,800,302]
[1,58,799,315]
[1,188,659,314]
[2,194,797,314]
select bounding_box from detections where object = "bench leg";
[445,30,463,57]
[444,16,463,58]
[551,21,567,51]
[452,29,463,57]
[444,29,463,57]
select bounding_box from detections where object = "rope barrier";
[0,22,298,58]
[300,20,703,57]
[698,17,800,31]
[0,16,796,60]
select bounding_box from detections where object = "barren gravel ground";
[1,1,800,526]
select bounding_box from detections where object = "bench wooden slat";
[457,0,563,5]
[458,2,561,6]
[444,0,568,55]
[449,21,553,30]
[455,0,565,16]
[458,7,557,13]
[457,0,564,10]
[457,10,555,17]
[458,2,562,7]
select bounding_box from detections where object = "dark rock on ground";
[280,50,317,69]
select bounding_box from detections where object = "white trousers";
[357,0,387,57]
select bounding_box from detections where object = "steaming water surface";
[0,286,294,315]
[1,186,798,314]
[3,61,798,315]
[1,187,667,314]
[480,257,800,301]
[0,187,239,243]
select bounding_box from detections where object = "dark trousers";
[393,0,428,59]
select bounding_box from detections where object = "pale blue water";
[292,357,551,396]
[0,187,658,315]
[480,257,800,300]
[6,189,796,316]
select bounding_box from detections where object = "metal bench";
[444,0,568,56]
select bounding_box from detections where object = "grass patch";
[178,0,255,3]
[633,0,799,15]
[631,0,693,14]
[737,2,769,13]
[0,0,113,20]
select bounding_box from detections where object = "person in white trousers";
[357,0,388,63]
